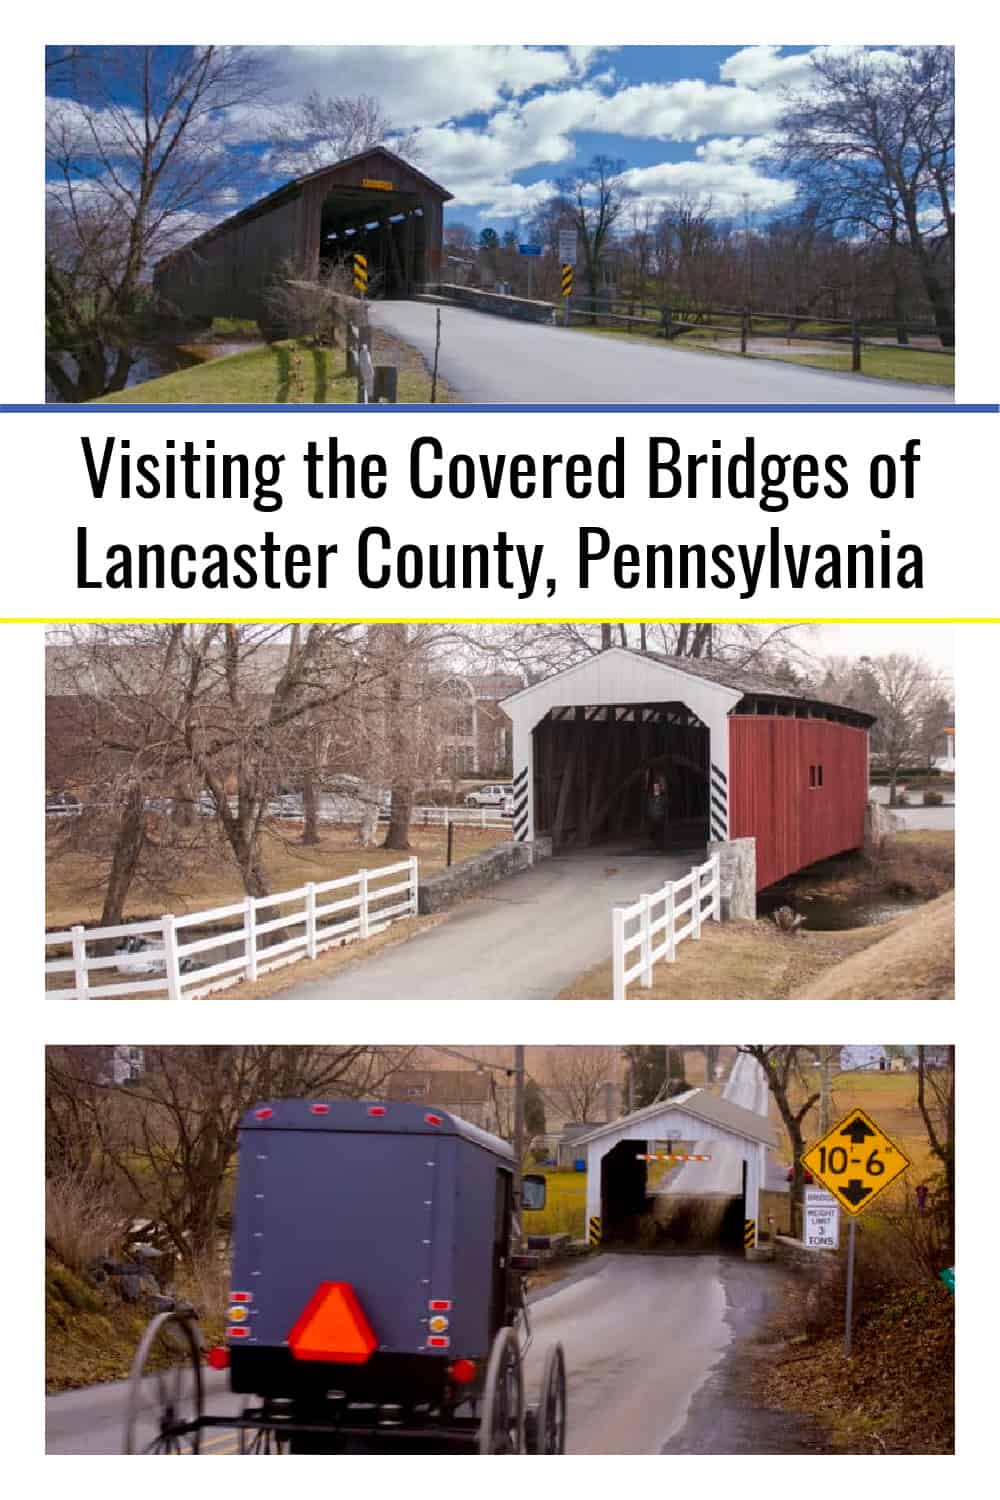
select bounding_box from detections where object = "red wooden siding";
[728,717,869,891]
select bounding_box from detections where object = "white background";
[5,0,994,1490]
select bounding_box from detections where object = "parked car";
[786,1165,814,1184]
[465,783,514,809]
[45,791,80,815]
[269,793,305,818]
[501,794,515,818]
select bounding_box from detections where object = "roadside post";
[801,1107,911,1357]
[558,229,577,326]
[518,242,541,299]
[353,252,368,299]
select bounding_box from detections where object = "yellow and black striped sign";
[743,1219,756,1249]
[353,253,368,296]
[560,263,574,298]
[588,1215,601,1247]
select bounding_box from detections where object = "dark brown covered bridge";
[153,147,451,326]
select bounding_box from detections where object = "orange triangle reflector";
[287,1281,378,1364]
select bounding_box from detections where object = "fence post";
[344,316,355,378]
[711,854,721,921]
[741,306,749,355]
[409,856,419,916]
[661,305,672,340]
[70,924,89,1001]
[640,892,653,988]
[664,882,676,962]
[480,807,487,830]
[852,321,861,372]
[357,321,372,403]
[691,867,703,940]
[305,881,317,959]
[359,868,370,939]
[162,915,182,1001]
[612,907,626,1002]
[245,896,258,983]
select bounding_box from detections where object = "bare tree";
[540,1047,620,1123]
[46,45,273,400]
[556,155,630,309]
[45,1045,413,1262]
[742,1046,819,1227]
[269,91,419,175]
[916,1045,954,1261]
[777,47,954,346]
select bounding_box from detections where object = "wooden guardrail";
[563,294,952,376]
[333,296,398,404]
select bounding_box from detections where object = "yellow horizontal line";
[0,617,990,626]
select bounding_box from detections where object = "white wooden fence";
[381,805,511,830]
[44,858,418,1001]
[612,854,720,1001]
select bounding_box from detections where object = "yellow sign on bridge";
[801,1107,911,1216]
[362,178,393,191]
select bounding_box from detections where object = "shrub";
[46,1167,125,1273]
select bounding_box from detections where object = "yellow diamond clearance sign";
[801,1107,911,1216]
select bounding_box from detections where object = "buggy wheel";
[477,1326,524,1454]
[536,1344,567,1454]
[123,1310,203,1454]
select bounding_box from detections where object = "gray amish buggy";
[123,1099,567,1454]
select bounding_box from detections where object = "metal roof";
[575,1088,776,1149]
[240,1098,513,1159]
[155,147,452,269]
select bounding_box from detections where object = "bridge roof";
[575,1088,776,1149]
[501,646,874,728]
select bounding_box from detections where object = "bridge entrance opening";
[599,1140,746,1254]
[531,703,710,854]
[318,188,426,298]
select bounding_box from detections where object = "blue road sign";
[518,244,542,256]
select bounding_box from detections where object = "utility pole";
[819,1047,834,1133]
[512,1045,525,1242]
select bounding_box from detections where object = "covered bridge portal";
[153,148,451,325]
[578,1091,777,1252]
[502,649,873,892]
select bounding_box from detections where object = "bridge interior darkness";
[318,188,426,298]
[531,703,710,852]
[600,1140,745,1253]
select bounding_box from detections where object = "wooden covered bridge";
[153,147,451,325]
[502,648,875,892]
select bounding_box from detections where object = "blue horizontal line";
[1,402,994,415]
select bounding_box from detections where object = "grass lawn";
[569,322,953,386]
[46,819,510,928]
[96,330,456,405]
[530,1169,587,1240]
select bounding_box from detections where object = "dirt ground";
[560,890,954,1000]
[46,819,510,928]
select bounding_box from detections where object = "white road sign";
[558,230,578,266]
[803,1186,840,1249]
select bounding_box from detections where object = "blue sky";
[47,44,884,237]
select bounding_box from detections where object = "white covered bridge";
[576,1088,777,1253]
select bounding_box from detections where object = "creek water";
[757,881,919,931]
[46,339,258,401]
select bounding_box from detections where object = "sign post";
[558,231,577,326]
[517,243,541,299]
[801,1107,911,1358]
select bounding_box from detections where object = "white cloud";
[621,158,796,216]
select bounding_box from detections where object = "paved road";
[868,784,955,831]
[280,846,703,1000]
[372,301,951,405]
[523,1254,730,1453]
[46,1369,241,1455]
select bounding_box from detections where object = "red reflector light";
[427,1335,450,1348]
[425,1113,443,1126]
[310,1103,329,1115]
[288,1282,378,1365]
[227,1326,250,1339]
[207,1346,230,1370]
[367,1106,386,1117]
[254,1107,273,1121]
[229,1291,252,1304]
[450,1359,476,1384]
[428,1300,452,1311]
